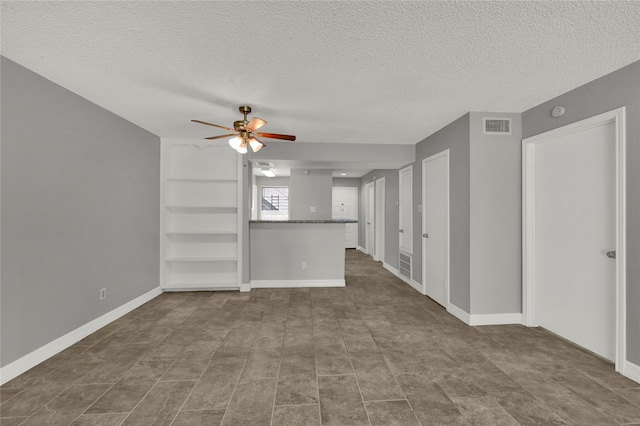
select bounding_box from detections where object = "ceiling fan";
[191,105,296,154]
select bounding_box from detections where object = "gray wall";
[469,112,522,315]
[522,60,640,364]
[332,177,361,188]
[413,114,471,312]
[359,170,401,270]
[250,223,345,281]
[1,57,160,367]
[289,169,332,220]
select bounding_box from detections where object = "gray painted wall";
[1,57,160,367]
[469,112,522,315]
[359,170,401,270]
[332,177,361,188]
[250,223,345,281]
[522,60,640,364]
[413,114,471,312]
[289,169,332,220]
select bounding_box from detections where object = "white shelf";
[165,257,237,262]
[167,178,238,183]
[165,231,237,236]
[166,205,237,213]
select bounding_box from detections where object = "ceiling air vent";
[483,118,511,135]
[255,161,274,168]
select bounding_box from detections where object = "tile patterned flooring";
[2,249,640,425]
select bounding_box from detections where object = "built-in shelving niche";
[161,140,242,291]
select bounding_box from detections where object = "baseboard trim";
[0,286,162,385]
[250,279,345,289]
[239,283,251,292]
[447,303,471,325]
[469,313,523,326]
[382,262,424,295]
[357,246,367,254]
[622,360,640,384]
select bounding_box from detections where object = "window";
[261,186,289,220]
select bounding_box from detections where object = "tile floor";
[2,249,640,425]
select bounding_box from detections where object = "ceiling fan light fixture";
[249,137,264,152]
[229,135,243,150]
[237,140,248,154]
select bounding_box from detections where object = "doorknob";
[423,233,429,238]
[606,250,616,259]
[399,229,404,233]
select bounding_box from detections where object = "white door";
[374,178,386,262]
[533,121,616,361]
[399,165,413,254]
[332,187,358,248]
[422,151,449,307]
[366,182,375,256]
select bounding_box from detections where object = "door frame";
[365,182,375,256]
[422,150,450,308]
[399,165,413,254]
[374,177,386,262]
[522,107,626,371]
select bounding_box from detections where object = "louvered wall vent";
[483,118,511,135]
[255,161,274,168]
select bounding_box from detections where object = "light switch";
[310,206,317,212]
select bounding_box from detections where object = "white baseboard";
[250,279,345,289]
[0,286,162,386]
[239,283,251,292]
[356,246,367,254]
[382,262,424,295]
[447,303,471,325]
[622,360,640,384]
[469,313,523,326]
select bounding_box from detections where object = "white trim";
[239,283,251,292]
[622,361,640,384]
[163,286,240,292]
[383,262,424,295]
[522,106,627,372]
[398,165,413,255]
[469,313,523,326]
[374,177,386,263]
[250,279,345,289]
[356,245,367,253]
[422,149,451,310]
[447,303,470,325]
[0,286,162,385]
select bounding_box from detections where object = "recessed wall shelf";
[161,140,243,291]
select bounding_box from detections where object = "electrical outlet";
[310,206,316,213]
[99,288,107,301]
[302,261,307,270]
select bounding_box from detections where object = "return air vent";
[255,161,274,168]
[483,118,511,135]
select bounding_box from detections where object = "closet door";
[399,165,413,254]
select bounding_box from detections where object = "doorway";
[523,107,626,369]
[422,150,450,308]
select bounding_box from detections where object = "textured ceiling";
[2,1,639,147]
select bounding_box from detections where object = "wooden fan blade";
[246,117,267,132]
[191,119,235,132]
[256,132,296,141]
[204,133,237,140]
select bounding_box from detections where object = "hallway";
[1,249,639,425]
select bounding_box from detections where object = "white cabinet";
[161,140,242,290]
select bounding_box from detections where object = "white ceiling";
[2,1,639,150]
